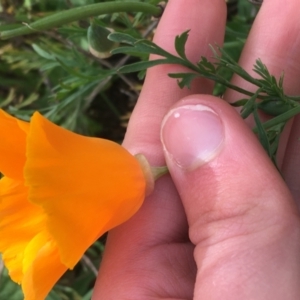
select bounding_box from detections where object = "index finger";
[123,0,227,163]
[224,0,300,198]
[93,1,227,297]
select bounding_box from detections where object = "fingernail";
[161,104,224,170]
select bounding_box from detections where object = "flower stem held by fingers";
[135,154,169,196]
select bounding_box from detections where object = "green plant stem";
[253,105,300,133]
[181,59,258,97]
[0,2,161,40]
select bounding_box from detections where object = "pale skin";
[92,0,300,299]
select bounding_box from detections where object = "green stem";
[151,166,169,181]
[173,57,262,98]
[0,2,161,40]
[253,105,300,133]
[288,95,300,101]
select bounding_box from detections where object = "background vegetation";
[0,0,259,298]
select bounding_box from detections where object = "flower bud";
[87,22,117,59]
[258,100,295,116]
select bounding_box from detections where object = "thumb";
[160,95,300,299]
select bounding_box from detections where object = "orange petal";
[22,232,67,300]
[0,110,29,179]
[25,112,146,268]
[0,176,46,283]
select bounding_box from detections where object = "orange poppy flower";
[0,109,152,299]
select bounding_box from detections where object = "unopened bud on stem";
[87,21,118,59]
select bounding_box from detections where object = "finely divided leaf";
[175,30,190,59]
[111,46,146,56]
[118,59,169,73]
[198,56,216,73]
[169,73,198,89]
[240,93,256,119]
[231,99,248,107]
[253,108,271,156]
[108,32,137,45]
[32,44,55,60]
[111,37,175,57]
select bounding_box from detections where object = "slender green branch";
[0,2,161,40]
[208,75,256,96]
[167,56,255,97]
[253,105,300,133]
[287,95,300,101]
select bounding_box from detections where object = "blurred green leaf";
[118,58,168,73]
[0,260,24,300]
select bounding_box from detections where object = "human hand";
[92,1,300,299]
